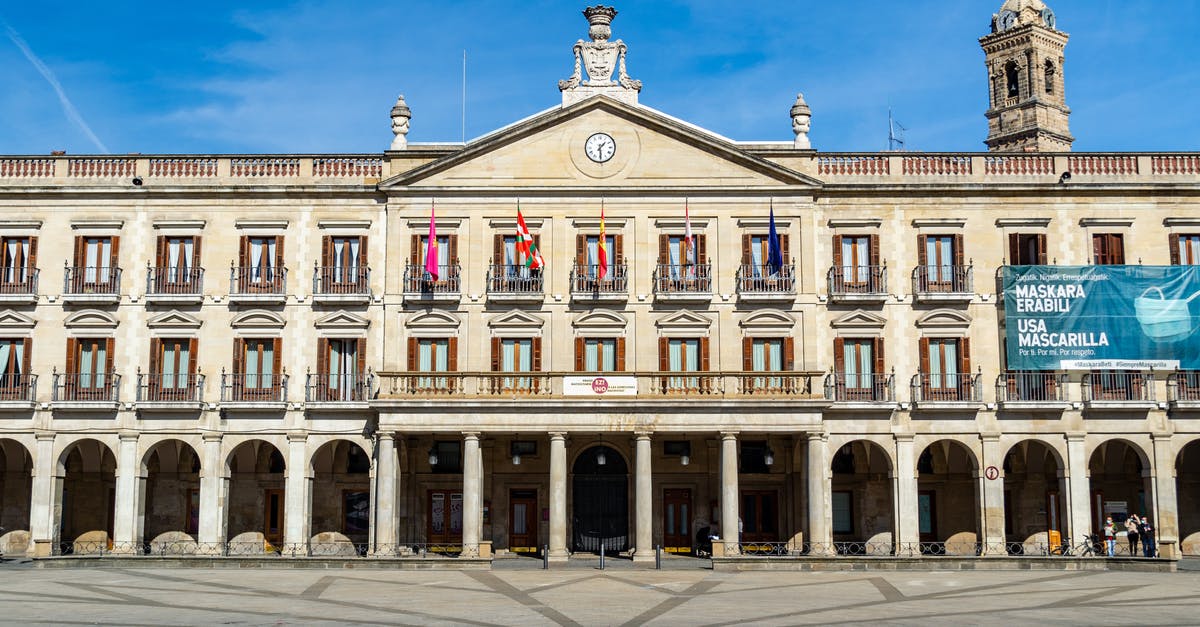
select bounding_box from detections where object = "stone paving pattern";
[1,563,1198,625]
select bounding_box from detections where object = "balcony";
[826,266,887,303]
[1168,371,1200,411]
[911,265,974,303]
[312,265,371,304]
[486,264,543,302]
[229,266,288,304]
[62,266,121,304]
[570,262,628,301]
[51,372,121,411]
[995,371,1070,411]
[220,372,288,411]
[0,268,39,304]
[0,374,37,410]
[653,263,712,301]
[136,372,205,411]
[824,372,896,409]
[145,266,204,304]
[403,263,461,302]
[909,372,983,410]
[1082,370,1155,410]
[305,372,374,410]
[736,263,795,300]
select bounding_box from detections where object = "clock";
[584,132,616,163]
[997,10,1017,31]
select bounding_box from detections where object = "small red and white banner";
[564,375,637,396]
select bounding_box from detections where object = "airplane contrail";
[3,21,109,153]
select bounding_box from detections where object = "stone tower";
[980,0,1073,152]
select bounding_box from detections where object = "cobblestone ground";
[0,560,1197,625]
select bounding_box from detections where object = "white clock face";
[584,133,616,163]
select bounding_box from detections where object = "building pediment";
[831,309,887,329]
[407,309,461,335]
[739,309,796,335]
[572,309,627,336]
[655,309,713,336]
[0,310,36,334]
[915,309,972,329]
[146,310,202,330]
[488,309,545,334]
[230,309,286,329]
[63,309,118,329]
[314,310,370,330]
[381,96,819,191]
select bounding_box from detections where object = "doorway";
[740,490,778,542]
[509,489,538,552]
[663,488,692,552]
[427,490,464,545]
[918,490,937,543]
[572,445,628,553]
[264,489,284,544]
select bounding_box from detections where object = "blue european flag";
[767,206,783,275]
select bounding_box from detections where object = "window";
[238,235,284,290]
[658,233,706,278]
[919,337,972,400]
[321,235,367,288]
[574,337,625,372]
[149,338,197,400]
[1170,234,1200,265]
[65,337,114,400]
[1008,233,1047,265]
[1044,61,1056,95]
[832,234,878,288]
[494,234,540,276]
[411,234,457,275]
[155,235,200,287]
[918,234,963,289]
[430,441,462,473]
[1005,61,1020,98]
[317,337,366,401]
[1092,233,1125,265]
[0,338,30,396]
[742,337,795,393]
[406,337,457,392]
[832,491,853,535]
[834,337,884,400]
[740,490,778,541]
[658,337,710,393]
[232,338,282,400]
[490,337,541,392]
[663,440,690,457]
[741,233,790,278]
[574,234,620,278]
[73,235,119,288]
[0,236,36,288]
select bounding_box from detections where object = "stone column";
[372,431,399,554]
[28,432,59,557]
[461,433,482,557]
[111,432,143,553]
[284,433,311,553]
[197,434,227,552]
[633,433,654,562]
[894,435,918,554]
[720,432,739,555]
[1064,434,1092,547]
[548,432,568,561]
[806,433,831,554]
[1152,434,1178,559]
[980,434,1006,554]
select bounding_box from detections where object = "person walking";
[1140,516,1156,558]
[1103,517,1116,557]
[1125,515,1140,556]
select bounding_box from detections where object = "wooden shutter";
[658,337,669,372]
[73,236,85,267]
[1008,234,1020,265]
[66,338,78,375]
[832,235,843,267]
[192,236,202,269]
[490,337,501,372]
[104,337,115,375]
[447,337,458,371]
[532,337,542,371]
[1112,234,1125,264]
[1036,234,1047,265]
[869,234,880,268]
[188,338,199,376]
[658,234,669,265]
[155,236,167,267]
[952,234,964,267]
[873,337,885,376]
[317,338,329,376]
[1092,234,1104,264]
[918,338,930,375]
[1169,234,1181,265]
[960,338,972,375]
[273,236,284,268]
[447,235,459,263]
[616,337,626,371]
[357,236,368,269]
[699,337,711,372]
[410,235,421,265]
[576,234,587,267]
[783,337,795,371]
[21,338,31,376]
[574,338,585,372]
[271,338,282,378]
[321,236,332,267]
[407,337,417,371]
[232,338,245,375]
[779,234,790,261]
[833,337,845,373]
[238,236,248,268]
[741,234,752,265]
[26,237,37,272]
[917,234,928,267]
[742,337,753,371]
[493,234,504,266]
[149,338,162,375]
[355,337,366,377]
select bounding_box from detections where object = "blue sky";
[2,1,1197,155]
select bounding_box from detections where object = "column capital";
[118,431,139,442]
[634,431,653,440]
[462,431,481,440]
[34,431,55,442]
[286,431,308,443]
[979,432,1002,443]
[1151,433,1174,443]
[201,433,223,443]
[1064,432,1086,443]
[719,431,739,440]
[549,431,568,442]
[376,430,398,440]
[893,433,915,443]
[806,431,827,443]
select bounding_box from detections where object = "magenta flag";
[424,203,440,279]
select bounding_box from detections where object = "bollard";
[600,541,605,570]
[656,545,662,570]
[543,544,549,570]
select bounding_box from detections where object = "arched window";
[1005,61,1020,98]
[1044,60,1056,95]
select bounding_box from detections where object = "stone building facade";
[0,2,1197,562]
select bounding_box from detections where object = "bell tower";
[980,0,1073,152]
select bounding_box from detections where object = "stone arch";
[829,438,894,551]
[57,437,117,554]
[225,438,287,550]
[570,442,630,554]
[309,438,372,550]
[1176,439,1200,555]
[1089,438,1154,555]
[141,439,202,547]
[220,434,289,477]
[0,438,33,555]
[230,309,285,330]
[63,309,119,332]
[1086,436,1152,470]
[1003,439,1066,550]
[916,439,980,552]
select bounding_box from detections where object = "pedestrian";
[1140,516,1156,558]
[1103,517,1116,557]
[1125,515,1140,556]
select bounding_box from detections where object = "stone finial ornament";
[559,5,641,106]
[790,93,812,150]
[390,95,412,150]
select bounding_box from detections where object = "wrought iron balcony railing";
[486,263,543,296]
[137,372,205,403]
[375,371,825,400]
[1168,371,1200,402]
[0,267,38,295]
[313,265,370,295]
[824,372,895,402]
[827,265,887,296]
[996,371,1067,403]
[403,263,461,295]
[305,372,374,402]
[736,263,795,295]
[1082,370,1153,402]
[652,262,712,295]
[63,266,121,295]
[570,262,628,294]
[52,372,121,402]
[220,372,288,403]
[910,372,982,403]
[912,264,973,294]
[146,266,204,295]
[0,373,36,402]
[230,265,287,295]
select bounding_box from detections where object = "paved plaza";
[0,561,1198,626]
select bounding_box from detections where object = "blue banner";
[1003,265,1200,370]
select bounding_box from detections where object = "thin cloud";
[3,20,108,153]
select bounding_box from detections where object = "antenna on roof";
[888,108,907,152]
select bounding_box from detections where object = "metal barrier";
[911,264,973,294]
[824,372,895,402]
[146,266,204,295]
[826,265,886,296]
[1082,370,1153,402]
[996,371,1068,402]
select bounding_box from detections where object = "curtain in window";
[601,340,614,371]
[926,237,952,282]
[183,238,194,273]
[266,238,277,280]
[245,342,260,388]
[5,239,28,283]
[1181,236,1200,265]
[260,342,274,388]
[80,343,94,388]
[168,239,182,281]
[328,340,343,395]
[668,235,682,279]
[750,236,764,278]
[85,239,110,283]
[584,340,598,371]
[332,238,345,281]
[842,237,869,283]
[162,342,178,389]
[250,239,265,282]
[930,340,957,388]
[12,339,22,376]
[0,341,10,384]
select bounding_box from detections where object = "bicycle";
[1057,535,1099,557]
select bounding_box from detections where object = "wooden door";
[264,489,284,544]
[428,490,464,545]
[508,489,538,552]
[663,488,692,552]
[918,490,937,542]
[739,490,778,543]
